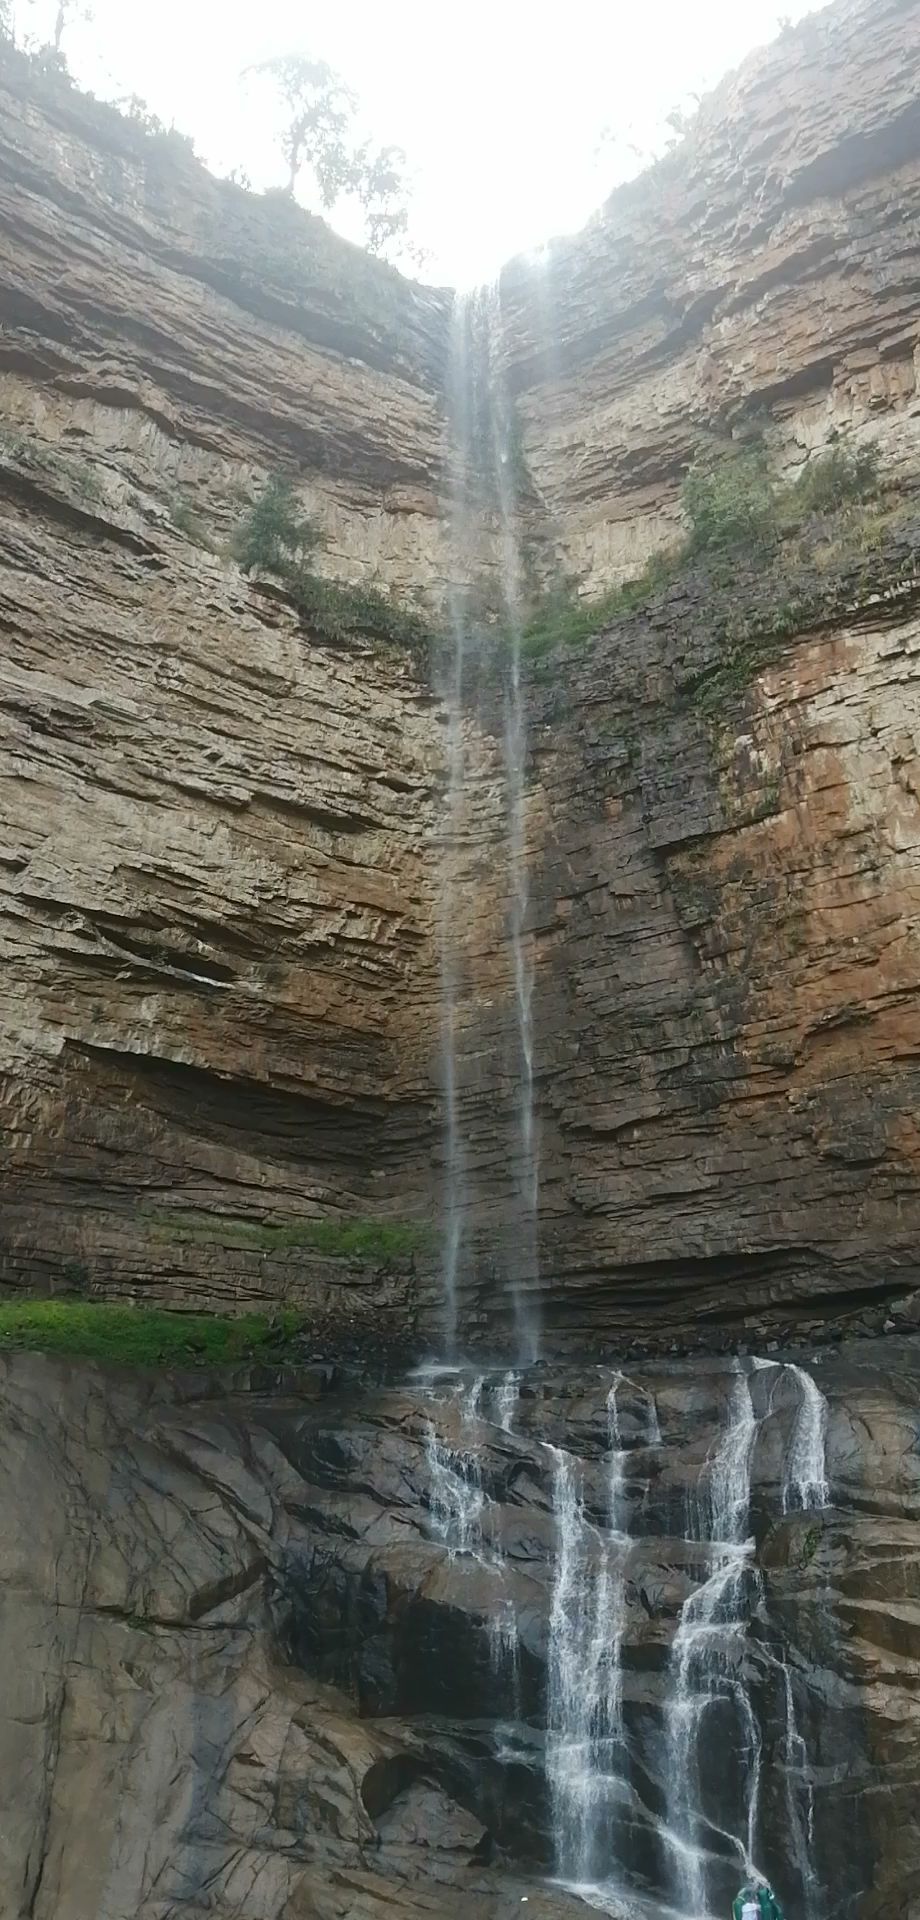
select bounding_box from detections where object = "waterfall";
[546,1375,638,1894]
[437,292,477,1361]
[417,1357,829,1917]
[781,1364,830,1512]
[782,1657,816,1909]
[495,1368,520,1432]
[485,284,540,1366]
[436,286,539,1363]
[424,1374,490,1560]
[663,1366,760,1917]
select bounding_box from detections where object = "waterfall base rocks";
[0,1341,918,1920]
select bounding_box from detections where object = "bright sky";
[21,0,824,282]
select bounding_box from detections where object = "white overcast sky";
[23,0,824,282]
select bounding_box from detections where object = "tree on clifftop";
[253,52,424,266]
[49,0,93,54]
[254,55,356,203]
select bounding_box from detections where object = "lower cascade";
[417,1356,832,1919]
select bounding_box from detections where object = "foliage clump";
[235,476,432,654]
[0,1299,304,1368]
[234,474,321,574]
[519,431,890,670]
[682,440,776,553]
[250,55,424,265]
[787,440,880,515]
[149,1211,431,1259]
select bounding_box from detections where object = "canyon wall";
[0,45,457,1333]
[3,0,920,1349]
[502,0,920,594]
[445,0,920,1349]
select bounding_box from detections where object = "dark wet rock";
[1,1339,919,1917]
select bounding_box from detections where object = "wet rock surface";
[1,1338,918,1919]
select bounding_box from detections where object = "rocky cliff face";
[503,0,920,594]
[4,0,920,1354]
[2,1343,916,1920]
[443,0,920,1349]
[0,47,457,1332]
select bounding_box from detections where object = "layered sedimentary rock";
[502,0,920,593]
[0,47,456,1327]
[2,1342,916,1920]
[522,532,920,1345]
[444,0,920,1348]
[4,0,920,1348]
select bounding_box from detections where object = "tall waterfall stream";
[430,288,832,1918]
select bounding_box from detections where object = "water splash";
[495,1369,520,1433]
[424,1375,489,1559]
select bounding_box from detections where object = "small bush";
[235,475,322,575]
[235,477,432,653]
[682,441,775,553]
[787,440,880,516]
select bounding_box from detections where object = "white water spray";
[546,1375,636,1891]
[425,1375,489,1559]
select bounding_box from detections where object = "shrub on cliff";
[787,439,880,516]
[235,476,432,654]
[682,441,776,553]
[235,475,322,575]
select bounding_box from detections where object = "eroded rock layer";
[0,48,459,1328]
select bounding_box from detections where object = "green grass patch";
[520,549,678,660]
[147,1210,430,1260]
[0,1300,304,1368]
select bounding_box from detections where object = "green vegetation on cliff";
[521,436,898,693]
[147,1209,430,1259]
[0,1300,304,1367]
[236,476,433,653]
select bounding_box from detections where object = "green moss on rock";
[0,1299,304,1368]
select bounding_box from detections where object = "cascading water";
[436,293,478,1362]
[432,286,834,1920]
[416,1358,833,1918]
[437,285,540,1364]
[546,1375,639,1896]
[663,1366,760,1917]
[782,1363,830,1512]
[424,1373,490,1559]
